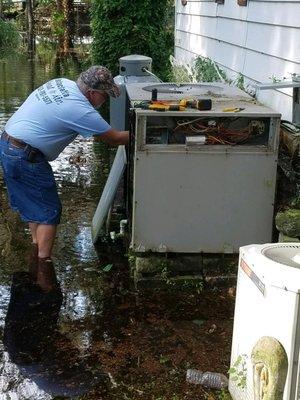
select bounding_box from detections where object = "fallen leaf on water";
[192,319,205,327]
[102,264,113,272]
[208,324,217,334]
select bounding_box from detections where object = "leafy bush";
[168,54,230,84]
[90,0,174,80]
[0,20,20,50]
[194,55,228,83]
[168,55,195,82]
[51,11,65,36]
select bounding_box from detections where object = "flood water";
[0,44,234,400]
[0,45,123,399]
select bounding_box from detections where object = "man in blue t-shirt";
[0,66,129,289]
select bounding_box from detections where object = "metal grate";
[142,83,224,95]
[262,244,300,269]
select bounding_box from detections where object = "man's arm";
[94,129,129,146]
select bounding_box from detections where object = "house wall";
[175,0,300,121]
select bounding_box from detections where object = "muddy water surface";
[0,49,117,398]
[0,50,235,400]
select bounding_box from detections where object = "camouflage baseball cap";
[79,66,121,98]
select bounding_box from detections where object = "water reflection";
[0,41,89,126]
[3,264,107,398]
[0,40,114,398]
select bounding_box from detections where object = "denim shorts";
[0,138,62,225]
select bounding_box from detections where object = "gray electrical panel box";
[126,83,281,253]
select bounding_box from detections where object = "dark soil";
[75,262,236,400]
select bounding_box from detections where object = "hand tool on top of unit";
[140,98,212,112]
[140,102,186,111]
[222,107,245,113]
[151,88,158,102]
[178,98,212,110]
[152,99,212,111]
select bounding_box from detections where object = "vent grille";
[142,83,224,95]
[262,244,300,269]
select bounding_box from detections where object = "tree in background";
[26,0,35,54]
[55,0,75,55]
[91,0,174,80]
[0,19,20,51]
[0,0,4,19]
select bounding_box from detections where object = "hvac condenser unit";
[92,71,281,253]
[125,82,281,253]
[229,243,300,400]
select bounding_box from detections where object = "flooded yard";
[0,47,235,400]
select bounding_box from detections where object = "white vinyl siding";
[175,0,300,121]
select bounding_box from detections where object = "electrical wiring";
[174,118,264,145]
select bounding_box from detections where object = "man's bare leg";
[28,223,56,258]
[36,224,57,259]
[35,224,58,291]
[28,222,38,278]
[28,222,38,244]
[27,223,56,282]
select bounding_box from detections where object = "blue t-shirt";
[5,78,111,161]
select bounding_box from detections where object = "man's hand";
[94,129,129,146]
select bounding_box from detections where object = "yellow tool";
[179,99,212,110]
[143,103,186,111]
[222,107,245,113]
[141,98,212,112]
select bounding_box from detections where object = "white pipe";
[119,219,128,235]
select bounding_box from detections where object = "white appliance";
[229,243,300,400]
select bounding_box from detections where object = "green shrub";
[90,0,174,80]
[194,55,228,83]
[51,11,65,36]
[0,20,20,50]
[168,54,230,84]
